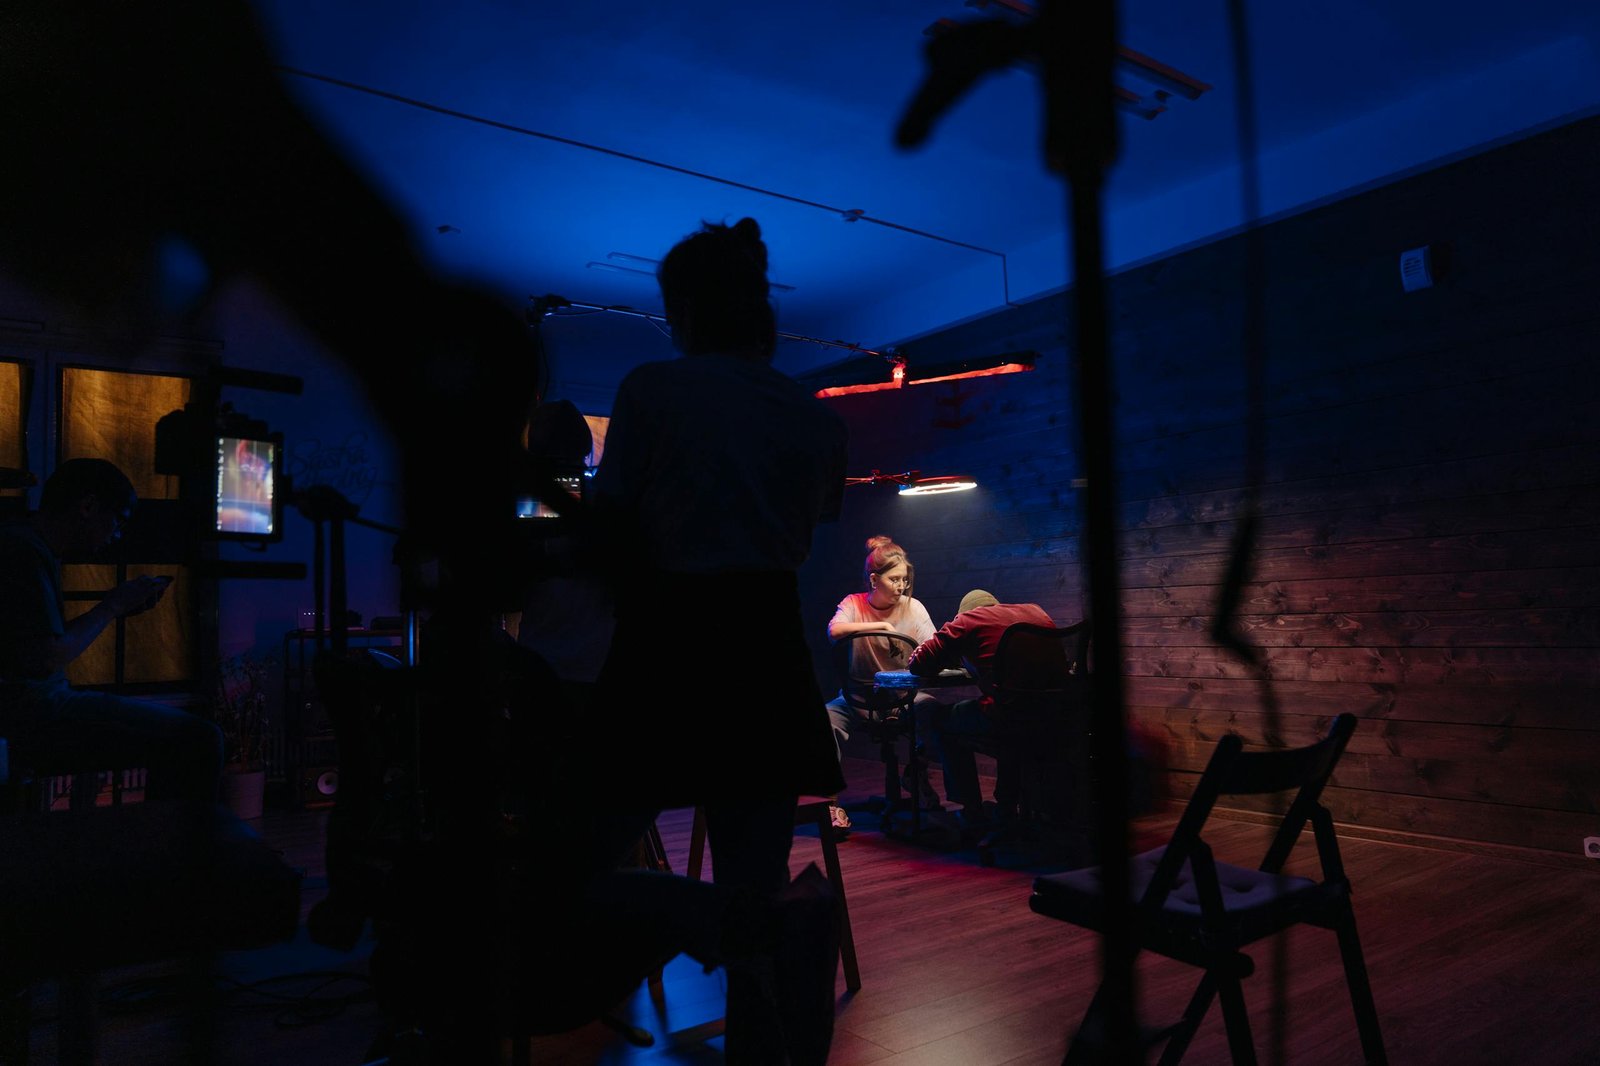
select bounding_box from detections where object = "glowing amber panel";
[59,366,188,500]
[58,366,195,686]
[584,414,610,469]
[0,360,28,490]
[63,564,192,686]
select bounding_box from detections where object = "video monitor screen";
[214,434,280,538]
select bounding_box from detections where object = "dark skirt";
[590,570,845,811]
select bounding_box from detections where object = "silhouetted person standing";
[590,217,849,1064]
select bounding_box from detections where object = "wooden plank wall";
[799,115,1600,860]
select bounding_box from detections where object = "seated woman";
[822,535,944,828]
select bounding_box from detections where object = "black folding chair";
[1028,712,1386,1064]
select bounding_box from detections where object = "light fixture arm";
[843,469,978,495]
[843,469,918,488]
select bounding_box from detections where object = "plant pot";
[221,767,267,820]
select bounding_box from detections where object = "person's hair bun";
[658,217,774,357]
[729,217,768,275]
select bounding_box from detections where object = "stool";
[685,798,861,993]
[645,797,862,1052]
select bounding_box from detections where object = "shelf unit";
[277,627,404,808]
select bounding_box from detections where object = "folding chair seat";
[1028,712,1387,1065]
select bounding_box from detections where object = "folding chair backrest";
[990,620,1090,728]
[1028,711,1384,1065]
[1144,712,1358,909]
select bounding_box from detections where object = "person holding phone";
[0,458,223,802]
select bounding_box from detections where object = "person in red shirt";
[906,589,1054,828]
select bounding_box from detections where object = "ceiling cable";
[275,66,1017,306]
[536,297,882,358]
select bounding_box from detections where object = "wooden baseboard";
[1216,805,1597,871]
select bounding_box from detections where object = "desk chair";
[830,630,927,834]
[977,619,1093,867]
[1028,712,1386,1065]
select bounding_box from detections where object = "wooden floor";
[20,749,1600,1065]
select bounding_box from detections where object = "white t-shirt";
[829,591,936,677]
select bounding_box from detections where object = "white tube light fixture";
[845,469,978,495]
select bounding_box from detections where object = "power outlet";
[1400,245,1434,292]
[1584,836,1600,860]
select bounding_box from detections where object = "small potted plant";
[214,652,270,819]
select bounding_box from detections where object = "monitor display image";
[215,434,279,537]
